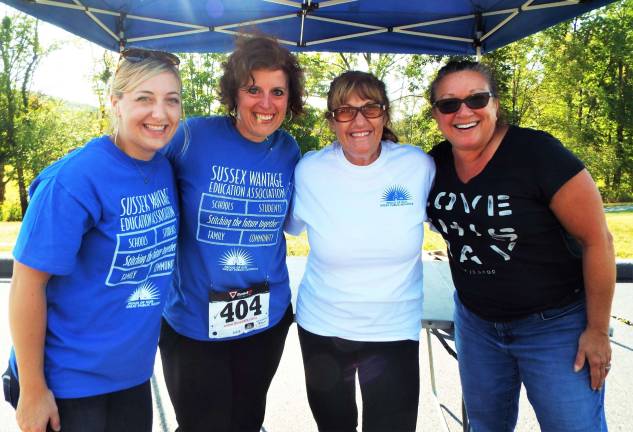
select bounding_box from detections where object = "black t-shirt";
[427,125,585,320]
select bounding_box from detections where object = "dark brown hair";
[428,60,500,104]
[219,35,305,120]
[326,71,398,143]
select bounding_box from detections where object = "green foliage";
[297,52,333,98]
[483,34,544,127]
[0,199,21,221]
[283,105,332,154]
[392,106,442,151]
[534,1,633,201]
[179,52,227,117]
[90,49,115,134]
[10,95,100,186]
[1,13,47,214]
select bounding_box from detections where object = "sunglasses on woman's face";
[327,103,386,122]
[120,48,180,67]
[433,92,493,114]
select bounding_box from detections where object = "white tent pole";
[299,0,310,46]
[305,28,388,46]
[523,0,579,11]
[394,29,473,43]
[305,15,383,30]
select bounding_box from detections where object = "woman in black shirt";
[426,60,615,431]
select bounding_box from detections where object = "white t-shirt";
[286,140,436,341]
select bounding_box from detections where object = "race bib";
[208,282,270,339]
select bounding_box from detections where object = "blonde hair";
[110,56,182,133]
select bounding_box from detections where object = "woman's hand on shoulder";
[15,385,60,432]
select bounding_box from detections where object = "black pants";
[3,364,151,432]
[159,305,293,432]
[298,326,420,432]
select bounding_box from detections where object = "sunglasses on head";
[120,48,180,67]
[433,92,493,114]
[326,103,386,122]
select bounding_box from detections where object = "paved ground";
[1,258,632,431]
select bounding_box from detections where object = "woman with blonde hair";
[4,48,182,432]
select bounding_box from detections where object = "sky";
[2,4,107,106]
[30,19,105,106]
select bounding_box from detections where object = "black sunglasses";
[433,92,493,114]
[120,48,180,67]
[326,103,386,122]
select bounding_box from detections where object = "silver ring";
[605,364,612,371]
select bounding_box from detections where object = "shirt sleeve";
[13,177,95,275]
[284,193,306,236]
[284,156,307,236]
[531,131,585,202]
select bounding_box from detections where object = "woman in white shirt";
[286,71,435,432]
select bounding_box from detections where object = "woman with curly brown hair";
[159,35,305,432]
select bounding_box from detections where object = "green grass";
[607,211,633,258]
[1,211,631,257]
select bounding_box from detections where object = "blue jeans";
[454,295,607,432]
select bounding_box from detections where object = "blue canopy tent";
[1,0,617,55]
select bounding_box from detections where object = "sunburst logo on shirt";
[381,185,414,207]
[126,281,160,309]
[219,248,257,272]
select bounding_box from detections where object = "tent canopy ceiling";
[2,0,616,55]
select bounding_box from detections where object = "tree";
[538,1,633,201]
[0,13,44,213]
[90,49,115,135]
[482,34,544,127]
[10,95,100,188]
[179,52,226,117]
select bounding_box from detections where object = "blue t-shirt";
[10,136,179,398]
[163,116,300,341]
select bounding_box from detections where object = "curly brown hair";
[219,35,305,120]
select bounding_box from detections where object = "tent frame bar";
[30,0,586,53]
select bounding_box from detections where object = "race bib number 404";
[208,283,270,339]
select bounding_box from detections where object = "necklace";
[131,158,151,184]
[112,133,152,184]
